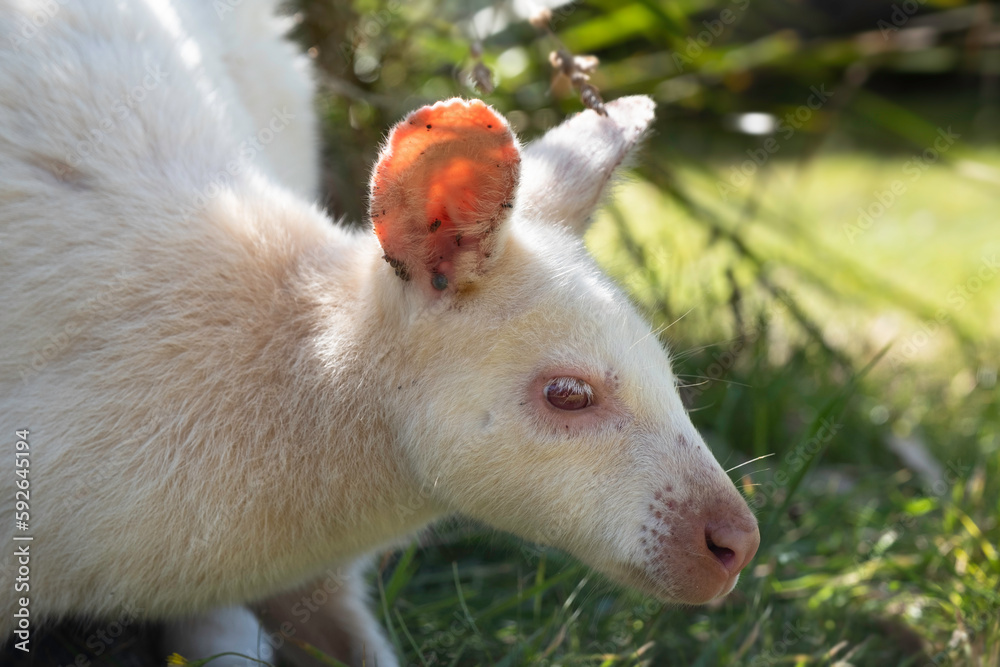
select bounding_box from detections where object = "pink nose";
[705,522,760,575]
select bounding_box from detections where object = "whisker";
[726,454,775,474]
[629,322,669,351]
[676,379,711,389]
[676,374,753,389]
[631,307,696,351]
[671,337,743,360]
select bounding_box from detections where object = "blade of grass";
[384,540,419,607]
[376,569,400,653]
[285,641,351,667]
[452,561,492,665]
[394,608,429,667]
[534,551,546,624]
[761,343,892,544]
[476,567,582,623]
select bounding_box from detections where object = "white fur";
[0,2,758,665]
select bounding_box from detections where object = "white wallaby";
[0,1,759,665]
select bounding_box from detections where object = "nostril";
[705,524,761,574]
[706,533,737,570]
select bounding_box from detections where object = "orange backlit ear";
[369,99,521,293]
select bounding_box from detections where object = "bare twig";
[530,8,607,114]
[469,40,494,94]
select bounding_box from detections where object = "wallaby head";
[364,96,759,605]
[0,2,762,659]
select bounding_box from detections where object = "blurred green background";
[289,1,999,665]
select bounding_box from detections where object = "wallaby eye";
[544,377,593,411]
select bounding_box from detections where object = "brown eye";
[544,377,593,411]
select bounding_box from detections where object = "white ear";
[517,95,655,236]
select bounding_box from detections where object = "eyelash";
[543,377,594,411]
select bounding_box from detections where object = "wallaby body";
[0,1,759,665]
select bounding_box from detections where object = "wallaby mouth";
[618,480,761,604]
